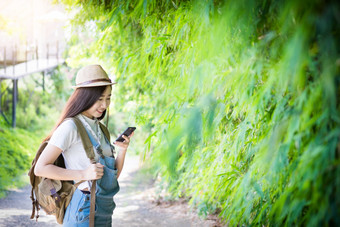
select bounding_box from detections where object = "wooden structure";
[0,42,64,127]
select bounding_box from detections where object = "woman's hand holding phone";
[113,127,136,150]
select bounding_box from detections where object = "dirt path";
[0,154,222,227]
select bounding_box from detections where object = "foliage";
[1,66,72,131]
[0,66,72,197]
[0,120,41,197]
[60,0,340,226]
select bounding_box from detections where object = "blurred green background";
[0,0,339,226]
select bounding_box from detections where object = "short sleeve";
[49,119,78,151]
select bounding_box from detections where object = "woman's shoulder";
[57,118,78,131]
[49,118,80,149]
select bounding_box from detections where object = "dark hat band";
[76,78,112,86]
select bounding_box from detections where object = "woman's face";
[82,86,112,119]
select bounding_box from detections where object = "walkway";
[0,154,222,227]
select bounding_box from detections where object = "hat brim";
[72,81,117,89]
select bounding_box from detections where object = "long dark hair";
[44,85,110,141]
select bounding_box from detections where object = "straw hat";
[73,64,116,88]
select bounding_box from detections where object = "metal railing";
[0,41,64,127]
[0,41,61,74]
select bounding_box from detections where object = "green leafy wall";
[61,0,339,225]
[0,123,40,197]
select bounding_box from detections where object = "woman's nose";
[101,100,108,109]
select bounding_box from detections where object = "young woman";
[34,64,133,226]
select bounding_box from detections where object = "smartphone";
[115,127,136,142]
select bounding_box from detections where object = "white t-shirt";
[48,114,114,190]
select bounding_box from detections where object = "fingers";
[122,135,130,143]
[96,163,104,169]
[113,134,131,146]
[114,135,130,150]
[85,163,104,180]
[95,163,104,178]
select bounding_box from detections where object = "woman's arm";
[114,134,133,179]
[34,143,104,181]
[115,149,127,179]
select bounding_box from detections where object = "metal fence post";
[42,70,45,91]
[12,79,18,127]
[4,46,6,74]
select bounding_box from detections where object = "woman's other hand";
[83,163,104,180]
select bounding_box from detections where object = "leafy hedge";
[61,0,339,226]
[0,121,41,197]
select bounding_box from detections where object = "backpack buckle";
[50,188,61,207]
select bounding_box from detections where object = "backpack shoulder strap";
[99,122,111,142]
[69,117,96,163]
[28,140,48,221]
[69,117,96,227]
